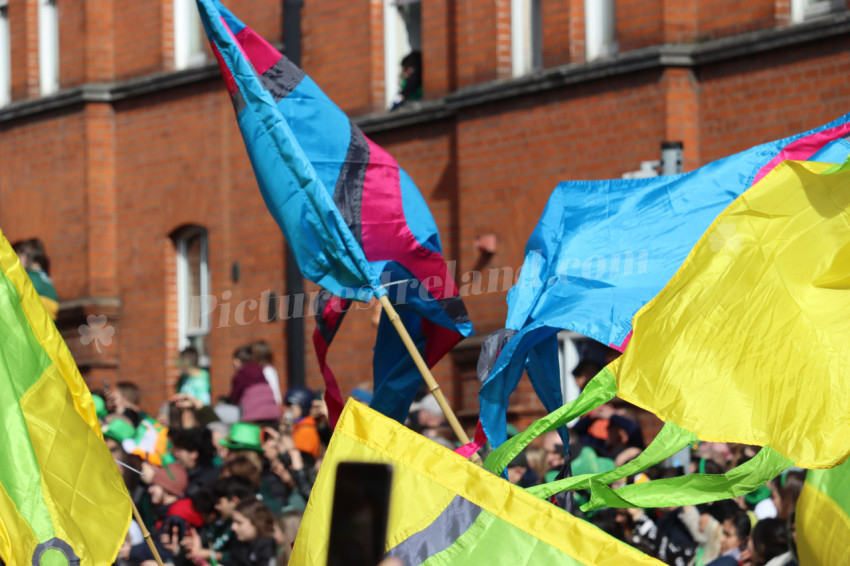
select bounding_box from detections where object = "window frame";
[38,0,59,96]
[791,0,844,23]
[383,0,422,109]
[585,0,617,62]
[173,0,207,70]
[0,0,10,106]
[511,0,542,77]
[175,226,211,353]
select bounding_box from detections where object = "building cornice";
[2,12,849,126]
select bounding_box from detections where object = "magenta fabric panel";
[234,26,282,76]
[359,138,460,300]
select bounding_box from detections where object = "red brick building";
[2,0,849,428]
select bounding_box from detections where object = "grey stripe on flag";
[437,296,471,325]
[386,495,482,565]
[332,123,369,246]
[232,89,246,115]
[477,329,518,384]
[261,56,306,102]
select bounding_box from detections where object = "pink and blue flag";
[478,115,850,448]
[196,0,473,425]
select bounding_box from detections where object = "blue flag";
[196,0,473,424]
[479,114,850,448]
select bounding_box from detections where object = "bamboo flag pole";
[377,294,482,465]
[130,497,166,566]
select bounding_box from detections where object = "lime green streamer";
[527,421,697,500]
[484,369,618,475]
[0,270,56,542]
[581,445,793,512]
[485,366,794,515]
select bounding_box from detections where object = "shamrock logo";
[708,221,744,258]
[79,315,115,353]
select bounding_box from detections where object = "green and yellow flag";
[0,229,131,565]
[291,399,662,566]
[797,458,850,565]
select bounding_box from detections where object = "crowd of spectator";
[91,338,801,566]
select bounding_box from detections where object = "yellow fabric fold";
[609,160,850,468]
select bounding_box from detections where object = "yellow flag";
[610,159,850,469]
[0,229,131,565]
[291,399,662,565]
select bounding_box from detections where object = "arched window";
[173,226,210,362]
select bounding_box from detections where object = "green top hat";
[219,422,265,452]
[102,419,136,443]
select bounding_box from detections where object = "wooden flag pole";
[130,497,166,566]
[377,294,482,465]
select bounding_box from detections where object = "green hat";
[571,446,615,477]
[92,394,107,419]
[218,422,265,452]
[745,484,772,506]
[102,419,136,443]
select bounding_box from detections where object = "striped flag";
[196,0,473,425]
[291,399,663,566]
[0,228,130,565]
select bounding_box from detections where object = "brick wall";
[699,38,850,163]
[618,0,663,51]
[4,0,850,427]
[696,0,776,40]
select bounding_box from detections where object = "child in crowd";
[177,347,212,406]
[230,498,278,566]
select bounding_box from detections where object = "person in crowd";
[746,518,792,566]
[169,427,221,496]
[388,50,422,111]
[773,471,805,521]
[263,425,315,510]
[170,392,222,430]
[627,469,699,566]
[706,510,752,566]
[572,359,603,391]
[229,498,278,566]
[541,430,566,483]
[230,345,280,426]
[311,394,332,449]
[130,462,192,563]
[182,476,257,565]
[409,393,447,435]
[176,346,211,406]
[220,423,291,514]
[276,509,304,565]
[572,402,645,459]
[284,386,321,459]
[107,381,148,428]
[13,237,58,319]
[506,450,538,488]
[524,444,548,486]
[252,339,282,406]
